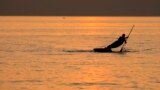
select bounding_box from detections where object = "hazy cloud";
[0,0,160,16]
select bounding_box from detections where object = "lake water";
[0,16,160,90]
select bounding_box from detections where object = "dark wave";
[63,49,136,53]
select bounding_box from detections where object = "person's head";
[122,34,125,37]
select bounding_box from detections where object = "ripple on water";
[65,82,119,86]
[9,79,44,84]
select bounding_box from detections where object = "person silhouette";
[105,34,128,52]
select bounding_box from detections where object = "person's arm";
[125,36,129,43]
[124,37,127,43]
[124,39,127,43]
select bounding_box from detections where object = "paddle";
[120,25,135,52]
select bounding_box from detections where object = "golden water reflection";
[0,16,160,90]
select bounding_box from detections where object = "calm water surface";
[0,16,160,90]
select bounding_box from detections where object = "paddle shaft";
[120,25,135,52]
[127,25,135,38]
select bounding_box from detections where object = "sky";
[0,0,160,16]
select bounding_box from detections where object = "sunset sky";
[0,0,160,16]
